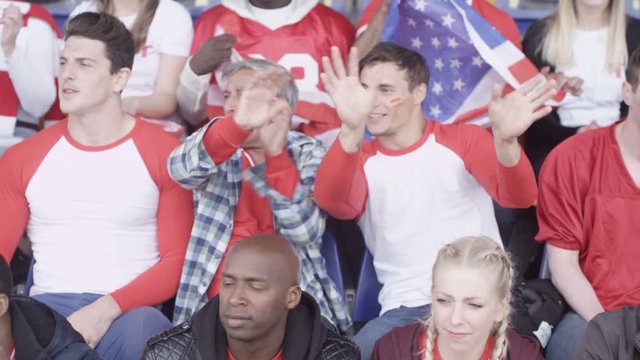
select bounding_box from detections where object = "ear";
[113,67,132,94]
[285,285,302,310]
[0,294,9,318]
[412,83,427,105]
[622,81,634,107]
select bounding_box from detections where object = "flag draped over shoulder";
[363,0,549,126]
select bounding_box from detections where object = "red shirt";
[227,348,283,360]
[537,123,640,310]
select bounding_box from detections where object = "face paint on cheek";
[390,97,404,107]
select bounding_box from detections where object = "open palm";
[489,74,557,142]
[321,46,375,131]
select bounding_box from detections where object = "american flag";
[362,0,552,126]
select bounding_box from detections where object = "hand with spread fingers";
[233,68,292,132]
[489,74,557,144]
[1,5,23,57]
[320,46,375,133]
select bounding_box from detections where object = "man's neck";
[67,103,136,147]
[617,116,640,160]
[378,111,426,151]
[249,0,292,10]
[0,316,12,360]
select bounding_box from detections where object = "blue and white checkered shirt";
[168,119,351,331]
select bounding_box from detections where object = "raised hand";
[321,46,375,132]
[1,5,23,57]
[233,68,292,131]
[189,34,237,76]
[256,99,292,156]
[489,74,557,144]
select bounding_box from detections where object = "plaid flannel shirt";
[168,120,351,331]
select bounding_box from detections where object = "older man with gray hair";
[168,59,350,332]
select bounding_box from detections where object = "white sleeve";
[176,59,211,125]
[6,18,58,118]
[158,1,193,56]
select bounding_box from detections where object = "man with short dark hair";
[143,234,359,360]
[0,13,194,360]
[169,58,350,332]
[0,256,100,359]
[314,43,557,358]
[536,47,640,360]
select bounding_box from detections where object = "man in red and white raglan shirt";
[315,43,556,359]
[176,0,355,146]
[0,1,60,153]
[0,13,193,360]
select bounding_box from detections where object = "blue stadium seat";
[352,249,382,323]
[321,230,346,297]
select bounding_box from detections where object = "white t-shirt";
[556,27,625,128]
[69,0,193,98]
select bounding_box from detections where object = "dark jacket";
[142,292,359,360]
[521,16,640,175]
[371,323,543,360]
[10,295,101,360]
[574,306,640,360]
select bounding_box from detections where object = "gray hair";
[221,58,299,110]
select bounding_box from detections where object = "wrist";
[100,295,122,321]
[339,123,366,153]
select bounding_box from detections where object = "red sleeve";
[265,151,299,200]
[0,124,64,262]
[440,124,537,208]
[111,123,195,312]
[203,116,252,164]
[535,145,584,251]
[314,139,369,220]
[0,149,30,262]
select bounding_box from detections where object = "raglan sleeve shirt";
[453,124,538,208]
[109,128,194,312]
[314,138,370,220]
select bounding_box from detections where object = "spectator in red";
[536,47,640,360]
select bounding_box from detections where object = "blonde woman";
[522,0,640,174]
[69,0,193,128]
[372,237,542,360]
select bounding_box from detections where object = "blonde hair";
[422,236,515,360]
[539,0,627,72]
[98,0,159,53]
